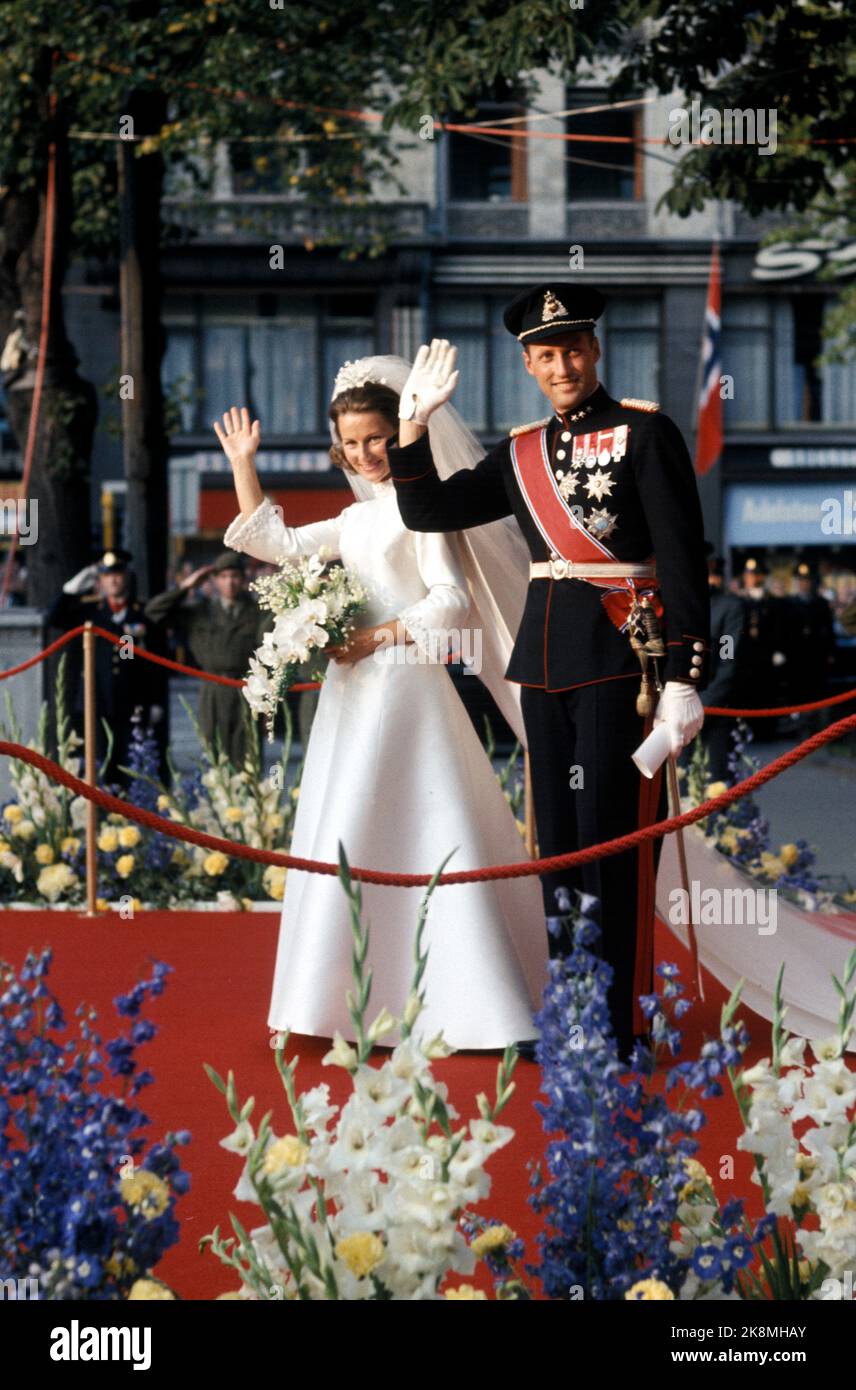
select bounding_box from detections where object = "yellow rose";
[34,843,55,865]
[96,897,109,911]
[115,854,135,879]
[262,1135,309,1174]
[98,828,119,853]
[13,819,36,841]
[334,1233,385,1279]
[204,851,229,876]
[445,1284,488,1300]
[120,1170,170,1219]
[705,781,728,799]
[626,1278,675,1300]
[171,846,188,866]
[127,1278,176,1300]
[471,1224,515,1258]
[779,843,800,869]
[262,865,287,900]
[118,826,141,848]
[107,813,127,825]
[61,836,81,856]
[223,806,243,823]
[157,794,171,811]
[2,803,23,824]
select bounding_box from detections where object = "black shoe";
[513,1038,538,1062]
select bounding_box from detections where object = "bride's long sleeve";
[398,530,471,660]
[223,495,350,564]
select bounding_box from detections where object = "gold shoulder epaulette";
[620,397,660,413]
[81,594,100,603]
[509,416,551,438]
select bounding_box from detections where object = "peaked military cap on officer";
[98,547,132,572]
[212,550,245,574]
[503,283,606,345]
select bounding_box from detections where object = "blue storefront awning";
[724,482,856,547]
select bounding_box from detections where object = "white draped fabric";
[656,827,856,1051]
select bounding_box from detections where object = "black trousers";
[520,676,669,1058]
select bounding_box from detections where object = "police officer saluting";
[387,285,711,1061]
[46,547,167,790]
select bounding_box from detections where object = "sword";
[666,750,704,1004]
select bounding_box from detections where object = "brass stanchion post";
[83,621,98,916]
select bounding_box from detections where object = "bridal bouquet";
[243,550,368,741]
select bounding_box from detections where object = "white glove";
[653,680,705,755]
[62,562,99,595]
[398,339,459,424]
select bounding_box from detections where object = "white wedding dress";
[223,485,549,1048]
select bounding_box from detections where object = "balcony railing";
[161,196,431,246]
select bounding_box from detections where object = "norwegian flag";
[694,243,723,476]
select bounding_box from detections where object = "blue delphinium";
[526,892,751,1300]
[0,949,189,1299]
[123,716,175,875]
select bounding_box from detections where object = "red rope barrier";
[2,623,855,718]
[2,710,854,886]
[0,623,321,693]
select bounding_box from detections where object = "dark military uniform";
[46,588,166,790]
[144,585,269,768]
[785,570,836,727]
[735,566,790,739]
[388,376,711,1057]
[700,583,745,781]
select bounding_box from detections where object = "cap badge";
[542,290,568,323]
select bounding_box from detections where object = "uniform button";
[693,641,704,652]
[556,470,564,480]
[556,450,566,461]
[550,551,559,561]
[691,655,703,666]
[689,668,701,678]
[561,431,571,442]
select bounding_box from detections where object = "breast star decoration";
[583,469,615,503]
[585,507,619,540]
[558,471,580,501]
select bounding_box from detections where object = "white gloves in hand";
[653,680,705,755]
[63,563,99,595]
[399,339,459,425]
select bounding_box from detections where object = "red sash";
[510,426,663,631]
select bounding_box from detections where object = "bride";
[214,350,548,1049]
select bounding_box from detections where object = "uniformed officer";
[46,548,167,789]
[145,550,270,769]
[386,287,711,1060]
[785,561,836,730]
[735,557,789,739]
[698,547,745,781]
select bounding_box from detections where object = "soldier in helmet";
[46,548,168,789]
[384,286,711,1062]
[735,556,789,739]
[145,549,271,768]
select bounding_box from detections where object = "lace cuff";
[398,602,456,665]
[223,497,279,555]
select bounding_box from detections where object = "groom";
[386,285,711,1061]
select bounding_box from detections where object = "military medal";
[585,507,618,540]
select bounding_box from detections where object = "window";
[162,293,375,437]
[719,295,856,428]
[432,297,542,432]
[598,298,660,403]
[431,294,660,433]
[721,297,771,427]
[565,91,640,202]
[774,298,856,425]
[446,87,527,203]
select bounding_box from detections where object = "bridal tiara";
[332,359,391,397]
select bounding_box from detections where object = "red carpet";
[0,908,784,1299]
